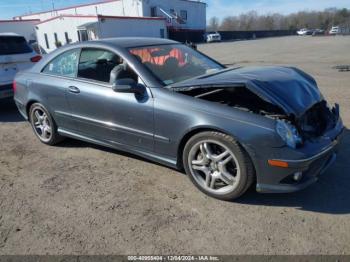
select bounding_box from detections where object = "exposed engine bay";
[297,100,339,140]
[177,86,339,141]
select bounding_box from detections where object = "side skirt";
[58,128,178,169]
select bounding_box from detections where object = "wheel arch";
[176,126,254,170]
[26,100,39,120]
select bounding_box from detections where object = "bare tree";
[207,16,220,31]
[210,8,350,31]
[220,16,239,31]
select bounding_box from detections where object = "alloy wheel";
[188,140,241,195]
[31,107,52,142]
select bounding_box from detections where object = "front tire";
[29,103,64,145]
[183,131,255,200]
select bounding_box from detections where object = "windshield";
[0,36,33,55]
[129,44,224,85]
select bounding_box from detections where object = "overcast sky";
[0,0,349,20]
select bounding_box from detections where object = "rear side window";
[0,36,32,55]
[42,49,79,77]
[77,48,123,83]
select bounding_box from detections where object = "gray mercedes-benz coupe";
[13,37,343,200]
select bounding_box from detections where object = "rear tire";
[183,131,255,200]
[29,103,64,145]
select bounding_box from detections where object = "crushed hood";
[169,66,324,117]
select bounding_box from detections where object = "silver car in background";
[206,32,222,43]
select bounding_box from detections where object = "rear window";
[0,36,33,55]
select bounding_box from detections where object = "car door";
[66,47,154,152]
[39,48,81,131]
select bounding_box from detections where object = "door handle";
[68,86,80,94]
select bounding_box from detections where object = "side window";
[180,10,187,21]
[150,6,157,17]
[44,33,49,49]
[42,49,79,77]
[77,48,137,83]
[65,32,70,44]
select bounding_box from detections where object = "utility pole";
[51,0,56,17]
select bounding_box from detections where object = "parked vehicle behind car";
[0,33,41,99]
[312,29,325,36]
[206,32,222,42]
[297,28,311,36]
[13,38,343,200]
[329,26,340,35]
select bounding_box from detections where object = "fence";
[168,29,296,43]
[218,30,296,41]
[168,29,205,43]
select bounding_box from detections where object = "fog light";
[293,172,303,181]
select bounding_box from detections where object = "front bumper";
[255,121,344,193]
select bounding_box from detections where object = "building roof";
[35,15,97,25]
[0,33,22,36]
[0,19,39,23]
[15,0,206,19]
[99,15,166,21]
[36,14,166,25]
[14,0,206,18]
[15,0,120,19]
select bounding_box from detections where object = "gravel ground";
[0,36,349,255]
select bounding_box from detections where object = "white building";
[36,15,167,53]
[15,0,206,31]
[0,19,38,42]
[13,0,206,52]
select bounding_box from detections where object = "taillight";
[13,80,17,93]
[30,55,42,62]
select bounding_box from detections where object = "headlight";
[276,120,303,148]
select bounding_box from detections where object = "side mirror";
[112,78,142,94]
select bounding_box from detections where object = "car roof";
[87,37,179,48]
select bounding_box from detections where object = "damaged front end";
[166,65,343,193]
[169,66,341,149]
[297,101,340,141]
[176,84,340,148]
[174,85,286,119]
[275,101,340,149]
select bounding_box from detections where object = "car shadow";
[59,125,350,215]
[2,96,349,214]
[0,98,25,123]
[237,127,350,215]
